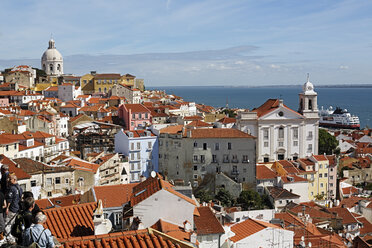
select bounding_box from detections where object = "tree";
[318,129,338,155]
[195,190,213,203]
[237,190,263,210]
[215,188,235,207]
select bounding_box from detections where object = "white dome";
[302,75,316,95]
[42,48,63,61]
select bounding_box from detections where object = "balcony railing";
[231,170,239,175]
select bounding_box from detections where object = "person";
[13,197,34,245]
[4,173,22,243]
[0,189,6,241]
[23,212,55,248]
[21,191,41,218]
[0,165,9,194]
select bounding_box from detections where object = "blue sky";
[0,0,372,86]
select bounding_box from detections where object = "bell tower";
[298,74,319,119]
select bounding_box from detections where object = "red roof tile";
[188,128,255,139]
[194,207,224,235]
[230,218,282,242]
[252,99,303,118]
[93,183,138,208]
[329,207,359,225]
[44,202,97,239]
[123,104,151,113]
[256,165,277,180]
[186,120,213,128]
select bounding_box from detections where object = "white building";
[41,39,63,77]
[114,129,158,182]
[169,102,197,117]
[237,79,319,162]
[222,218,293,248]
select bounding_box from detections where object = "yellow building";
[121,73,136,88]
[80,73,95,94]
[93,73,121,94]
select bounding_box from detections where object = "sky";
[0,0,372,86]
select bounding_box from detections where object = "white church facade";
[237,79,319,163]
[41,39,64,77]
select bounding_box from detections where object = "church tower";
[298,75,319,119]
[41,38,64,77]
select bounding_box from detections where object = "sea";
[148,86,372,129]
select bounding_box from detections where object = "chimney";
[190,232,197,244]
[279,99,284,107]
[93,200,112,235]
[184,220,192,232]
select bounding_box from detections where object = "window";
[242,155,248,163]
[232,155,238,163]
[277,154,284,160]
[148,142,152,148]
[278,141,284,147]
[55,177,61,184]
[330,183,333,187]
[114,212,122,226]
[193,174,198,179]
[137,142,141,149]
[215,143,219,150]
[131,143,135,150]
[212,155,217,163]
[324,173,328,177]
[65,178,69,184]
[319,173,323,178]
[194,142,198,148]
[330,176,333,180]
[307,144,312,152]
[279,200,283,204]
[139,113,142,119]
[137,153,141,159]
[320,183,324,188]
[6,145,8,151]
[194,165,197,171]
[311,192,313,196]
[223,154,229,163]
[264,142,269,147]
[263,129,269,140]
[293,128,299,139]
[319,164,322,169]
[228,142,232,150]
[203,143,207,150]
[132,113,135,119]
[278,127,284,139]
[308,131,313,139]
[200,155,205,163]
[193,155,198,162]
[293,141,298,146]
[264,157,269,163]
[145,113,148,119]
[47,192,52,197]
[31,180,37,187]
[130,153,134,160]
[46,178,52,186]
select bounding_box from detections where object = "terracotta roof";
[252,99,303,118]
[337,196,365,209]
[188,128,255,139]
[342,186,359,195]
[160,125,184,134]
[44,202,97,239]
[131,175,196,207]
[151,219,193,243]
[267,186,300,200]
[45,86,58,91]
[256,165,277,180]
[94,73,121,79]
[312,155,328,161]
[329,207,359,225]
[217,117,236,124]
[230,218,283,242]
[59,229,190,248]
[124,130,156,138]
[93,183,138,208]
[0,155,31,180]
[35,198,53,210]
[281,174,308,183]
[13,158,74,174]
[186,120,213,128]
[123,104,151,113]
[64,158,100,173]
[298,158,315,166]
[194,207,224,235]
[183,115,203,121]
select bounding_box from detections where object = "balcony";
[231,170,239,176]
[232,159,239,163]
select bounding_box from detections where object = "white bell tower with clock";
[299,74,319,119]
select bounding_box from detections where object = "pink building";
[0,98,9,107]
[118,104,151,130]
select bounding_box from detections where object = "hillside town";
[0,39,371,248]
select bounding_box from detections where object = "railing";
[231,170,239,175]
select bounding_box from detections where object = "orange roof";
[0,154,31,180]
[218,117,236,124]
[329,207,358,225]
[230,218,282,242]
[124,130,156,138]
[151,219,193,243]
[256,165,277,180]
[59,229,188,248]
[194,207,224,235]
[188,128,255,139]
[64,158,100,173]
[312,155,328,161]
[186,120,213,128]
[45,86,58,91]
[44,202,96,239]
[183,115,203,120]
[93,183,138,208]
[281,175,308,183]
[160,125,184,134]
[342,186,359,195]
[123,104,151,113]
[252,99,303,118]
[131,175,196,207]
[298,158,315,166]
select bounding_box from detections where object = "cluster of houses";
[0,39,371,247]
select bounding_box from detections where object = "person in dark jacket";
[15,197,34,245]
[0,165,9,194]
[0,191,6,241]
[4,174,22,243]
[21,192,41,218]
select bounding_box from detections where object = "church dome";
[302,75,316,95]
[42,39,63,61]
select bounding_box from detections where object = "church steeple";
[48,39,55,49]
[298,74,319,118]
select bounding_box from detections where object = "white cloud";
[339,65,349,70]
[270,64,281,69]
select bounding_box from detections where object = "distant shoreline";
[150,84,372,89]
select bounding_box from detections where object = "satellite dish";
[151,171,156,178]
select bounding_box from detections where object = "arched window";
[49,64,53,72]
[309,99,313,110]
[104,88,107,93]
[57,64,61,71]
[98,88,101,93]
[278,127,284,139]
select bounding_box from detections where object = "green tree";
[215,188,235,207]
[195,190,213,203]
[318,129,338,155]
[237,190,263,210]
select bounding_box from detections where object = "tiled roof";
[252,99,303,118]
[256,165,277,180]
[151,219,193,243]
[59,229,190,248]
[267,186,300,200]
[194,207,224,235]
[124,104,151,113]
[0,155,31,180]
[298,158,315,166]
[186,120,213,128]
[281,175,308,183]
[329,207,359,225]
[341,186,359,195]
[64,158,100,173]
[230,218,282,242]
[183,115,203,121]
[188,128,255,139]
[131,175,196,207]
[337,196,365,209]
[124,130,156,138]
[44,202,97,239]
[93,183,138,208]
[217,117,236,124]
[94,73,121,79]
[160,125,184,134]
[312,155,328,161]
[14,158,74,174]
